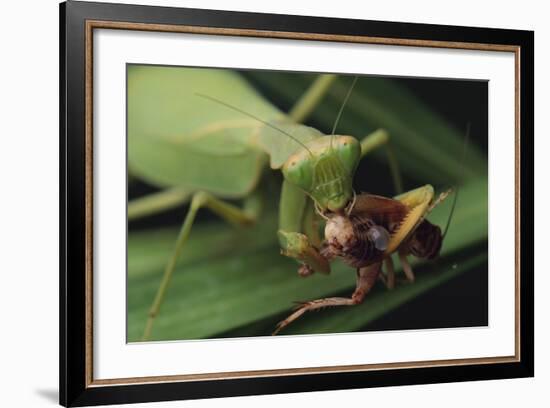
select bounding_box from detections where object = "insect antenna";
[314,201,330,220]
[442,122,471,239]
[195,93,314,156]
[330,75,358,149]
[346,190,357,216]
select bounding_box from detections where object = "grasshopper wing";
[351,193,409,232]
[350,186,436,256]
[386,185,435,254]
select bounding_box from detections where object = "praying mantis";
[128,66,452,340]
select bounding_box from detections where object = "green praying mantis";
[128,66,453,340]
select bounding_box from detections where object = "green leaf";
[127,179,487,341]
[127,65,284,197]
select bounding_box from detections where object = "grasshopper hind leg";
[379,256,396,289]
[273,262,382,335]
[399,250,415,283]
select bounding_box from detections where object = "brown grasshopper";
[274,185,451,335]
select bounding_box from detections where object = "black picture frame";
[60,1,534,406]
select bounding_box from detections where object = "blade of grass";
[128,179,487,341]
[282,251,487,335]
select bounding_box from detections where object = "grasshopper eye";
[367,226,390,251]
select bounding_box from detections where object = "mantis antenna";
[442,122,471,239]
[195,93,314,156]
[330,75,359,148]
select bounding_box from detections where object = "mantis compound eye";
[366,226,391,251]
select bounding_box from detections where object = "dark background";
[356,77,489,331]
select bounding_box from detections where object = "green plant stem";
[385,143,404,194]
[128,187,192,221]
[360,128,389,155]
[288,74,337,123]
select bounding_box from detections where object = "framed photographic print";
[59,1,534,406]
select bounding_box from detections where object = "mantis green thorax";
[282,135,361,213]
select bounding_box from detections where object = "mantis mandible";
[127,66,444,340]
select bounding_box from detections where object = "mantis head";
[282,135,361,213]
[195,75,362,214]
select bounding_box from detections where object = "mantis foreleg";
[277,129,404,276]
[277,180,330,276]
[142,190,262,341]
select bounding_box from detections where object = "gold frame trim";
[84,20,521,388]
